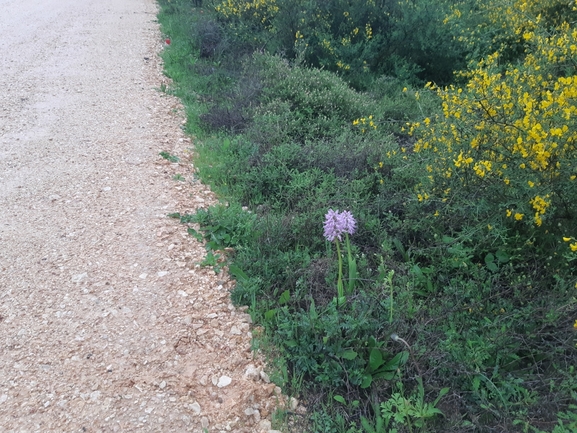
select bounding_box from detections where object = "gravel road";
[0,1,281,432]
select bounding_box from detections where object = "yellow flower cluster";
[352,115,377,133]
[563,236,577,252]
[444,0,575,58]
[412,16,577,234]
[215,0,279,28]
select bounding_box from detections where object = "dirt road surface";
[0,1,282,432]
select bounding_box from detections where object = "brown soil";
[0,0,282,431]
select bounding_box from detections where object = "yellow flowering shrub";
[215,0,279,30]
[444,0,577,62]
[410,11,577,249]
[214,0,464,85]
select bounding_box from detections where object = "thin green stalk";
[336,238,344,299]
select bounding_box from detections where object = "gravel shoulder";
[0,1,280,431]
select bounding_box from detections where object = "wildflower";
[574,319,577,329]
[514,213,524,221]
[165,38,171,45]
[323,209,356,242]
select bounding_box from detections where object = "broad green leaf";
[339,350,358,360]
[361,374,373,389]
[228,264,248,282]
[278,290,290,305]
[333,395,346,404]
[367,336,377,348]
[369,348,384,371]
[383,351,408,371]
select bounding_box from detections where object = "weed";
[159,151,179,163]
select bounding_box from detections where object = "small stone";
[230,326,241,335]
[260,371,270,383]
[239,313,252,324]
[102,186,111,191]
[157,271,168,277]
[0,395,7,404]
[244,407,255,416]
[201,417,209,428]
[72,272,88,283]
[258,420,272,432]
[289,397,299,411]
[49,194,60,201]
[139,273,147,279]
[244,364,260,381]
[159,380,167,389]
[217,376,232,388]
[190,402,201,415]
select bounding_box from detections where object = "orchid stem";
[335,238,344,301]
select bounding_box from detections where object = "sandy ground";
[0,0,283,431]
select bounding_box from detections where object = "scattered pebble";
[217,376,232,388]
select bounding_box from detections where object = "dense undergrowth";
[157,0,577,431]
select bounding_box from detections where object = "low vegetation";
[157,0,577,431]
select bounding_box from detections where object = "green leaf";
[309,299,318,320]
[187,227,203,242]
[383,351,408,371]
[278,290,290,305]
[369,348,384,371]
[361,374,373,389]
[347,258,358,295]
[374,371,397,380]
[333,395,346,404]
[228,264,248,282]
[495,249,509,263]
[433,387,450,406]
[340,350,358,360]
[285,340,298,348]
[366,336,377,348]
[484,253,495,264]
[264,309,277,320]
[411,264,424,279]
